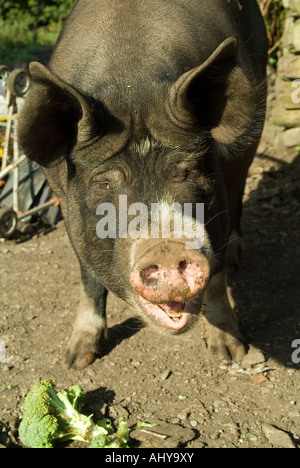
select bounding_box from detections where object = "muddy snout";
[130,241,210,303]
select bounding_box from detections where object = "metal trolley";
[0,65,59,238]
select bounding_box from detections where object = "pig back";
[49,0,267,109]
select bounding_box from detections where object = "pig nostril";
[141,264,159,282]
[178,260,188,273]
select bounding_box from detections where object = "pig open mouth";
[130,241,210,331]
[137,290,204,332]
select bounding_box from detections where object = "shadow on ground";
[230,151,300,368]
[100,317,144,358]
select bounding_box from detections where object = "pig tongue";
[137,296,198,331]
[159,302,185,322]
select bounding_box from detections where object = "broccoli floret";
[89,419,130,448]
[19,380,107,448]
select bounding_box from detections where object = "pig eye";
[95,182,111,191]
[187,168,201,180]
[91,178,112,194]
[91,169,125,196]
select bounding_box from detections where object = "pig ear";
[166,37,257,145]
[18,62,98,167]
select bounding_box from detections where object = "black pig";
[18,0,267,369]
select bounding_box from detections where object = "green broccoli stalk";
[89,419,130,448]
[19,380,108,448]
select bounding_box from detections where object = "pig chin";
[135,293,204,332]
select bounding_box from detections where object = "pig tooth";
[158,302,186,321]
[166,311,183,322]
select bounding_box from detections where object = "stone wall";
[273,0,300,148]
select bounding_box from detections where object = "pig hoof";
[64,349,96,370]
[209,333,246,362]
[203,320,246,362]
[64,330,107,370]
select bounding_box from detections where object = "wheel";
[0,206,17,238]
[7,69,31,97]
[0,65,11,80]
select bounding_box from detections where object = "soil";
[0,68,300,449]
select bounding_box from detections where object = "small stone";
[109,404,130,420]
[283,127,300,147]
[241,346,266,368]
[169,417,180,424]
[213,399,227,409]
[262,423,296,448]
[0,340,6,364]
[159,370,172,380]
[130,421,195,448]
[224,422,239,436]
[132,361,141,367]
[292,20,300,52]
[209,431,221,440]
[278,55,300,80]
[177,411,189,420]
[273,103,300,128]
[289,0,300,15]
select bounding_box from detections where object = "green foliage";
[0,0,76,26]
[258,0,286,67]
[18,380,108,448]
[89,419,130,448]
[18,380,61,448]
[0,0,76,64]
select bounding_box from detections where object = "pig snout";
[131,246,208,303]
[130,241,210,331]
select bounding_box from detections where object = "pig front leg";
[225,230,245,274]
[202,270,246,361]
[64,264,108,370]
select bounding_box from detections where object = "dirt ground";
[0,68,300,449]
